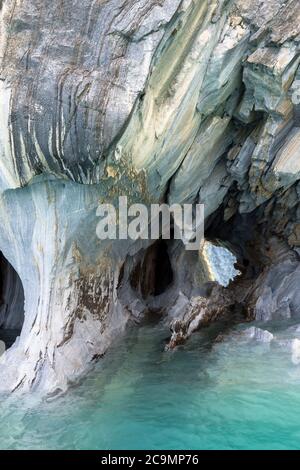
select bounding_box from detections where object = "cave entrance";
[130,240,174,300]
[0,252,25,353]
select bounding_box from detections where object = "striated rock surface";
[0,0,299,393]
[0,0,182,187]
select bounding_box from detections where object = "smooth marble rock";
[0,0,182,189]
[0,0,300,392]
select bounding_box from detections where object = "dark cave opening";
[204,180,264,282]
[0,252,25,352]
[130,240,174,300]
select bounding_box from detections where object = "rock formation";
[0,0,299,394]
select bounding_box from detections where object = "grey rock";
[1,0,300,393]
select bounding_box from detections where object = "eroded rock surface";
[0,0,300,393]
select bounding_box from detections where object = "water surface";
[1,319,300,450]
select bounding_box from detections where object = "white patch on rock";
[202,241,240,287]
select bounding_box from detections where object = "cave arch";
[130,240,174,300]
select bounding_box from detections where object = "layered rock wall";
[0,0,299,393]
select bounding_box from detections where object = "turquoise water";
[1,319,300,450]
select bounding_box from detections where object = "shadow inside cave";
[0,252,24,352]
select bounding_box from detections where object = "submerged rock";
[291,339,300,365]
[241,327,274,343]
